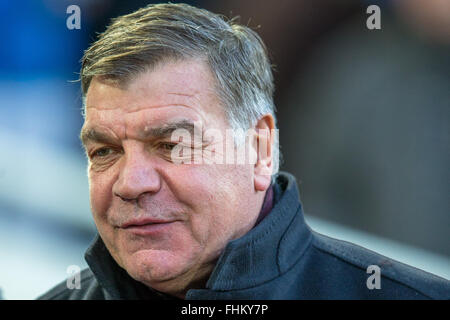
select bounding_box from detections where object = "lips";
[120,218,177,236]
[121,218,175,229]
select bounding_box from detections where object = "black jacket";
[38,172,450,299]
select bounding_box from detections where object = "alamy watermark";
[166,123,278,175]
[366,5,381,30]
[366,265,381,289]
[66,5,81,30]
[66,265,81,290]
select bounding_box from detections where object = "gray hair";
[81,3,280,173]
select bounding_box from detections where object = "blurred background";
[0,0,448,299]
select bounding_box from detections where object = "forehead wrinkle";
[167,92,195,98]
[86,103,207,126]
[123,104,214,137]
[85,103,195,112]
[124,103,201,115]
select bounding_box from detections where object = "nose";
[112,146,161,201]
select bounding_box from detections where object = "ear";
[253,114,275,192]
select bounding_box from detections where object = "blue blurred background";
[0,0,448,299]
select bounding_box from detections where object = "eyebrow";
[80,120,200,147]
[142,120,198,140]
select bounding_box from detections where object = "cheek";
[166,164,252,244]
[89,169,116,220]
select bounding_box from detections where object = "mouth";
[120,218,178,236]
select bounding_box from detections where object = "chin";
[124,248,190,284]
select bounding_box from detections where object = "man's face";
[81,59,265,297]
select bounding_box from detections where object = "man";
[39,3,449,300]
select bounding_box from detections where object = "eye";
[159,142,177,151]
[91,147,114,158]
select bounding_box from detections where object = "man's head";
[80,3,278,298]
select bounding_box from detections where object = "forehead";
[83,59,225,137]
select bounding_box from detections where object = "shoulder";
[37,268,104,300]
[308,231,450,299]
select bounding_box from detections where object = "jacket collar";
[186,172,312,296]
[85,172,312,298]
